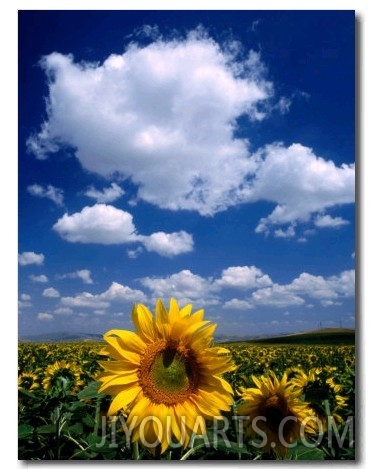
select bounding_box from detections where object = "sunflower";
[18,371,39,391]
[42,360,84,393]
[289,367,348,425]
[97,298,235,455]
[237,371,317,458]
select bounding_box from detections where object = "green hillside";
[232,328,355,345]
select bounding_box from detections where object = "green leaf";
[36,423,57,435]
[18,424,34,439]
[77,381,105,400]
[18,388,39,400]
[288,440,325,460]
[86,434,116,453]
[213,439,250,455]
[68,422,84,435]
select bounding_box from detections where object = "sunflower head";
[42,360,84,394]
[18,372,40,391]
[238,371,316,458]
[98,298,236,455]
[288,366,351,427]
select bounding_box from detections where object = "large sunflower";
[97,298,235,455]
[237,371,317,458]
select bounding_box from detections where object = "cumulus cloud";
[289,270,355,299]
[250,269,355,308]
[58,269,93,284]
[27,184,64,206]
[314,214,350,228]
[138,231,194,257]
[18,251,44,266]
[252,285,305,308]
[140,269,217,306]
[138,266,354,310]
[216,266,272,289]
[54,307,73,315]
[53,204,193,257]
[29,274,48,283]
[84,183,125,203]
[252,143,354,235]
[53,204,137,244]
[26,30,273,216]
[60,282,147,309]
[42,287,60,298]
[100,282,147,303]
[27,28,354,232]
[38,312,53,320]
[19,294,32,309]
[61,292,110,309]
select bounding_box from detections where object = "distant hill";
[227,328,355,345]
[19,331,104,343]
[19,327,355,345]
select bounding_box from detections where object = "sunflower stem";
[132,440,139,460]
[232,400,241,461]
[323,399,331,417]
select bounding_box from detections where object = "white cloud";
[139,231,194,257]
[100,282,147,303]
[26,31,273,216]
[138,265,354,310]
[60,282,147,309]
[61,292,110,309]
[222,299,254,310]
[29,274,48,283]
[140,269,217,306]
[18,251,44,266]
[252,285,305,308]
[54,307,73,315]
[216,266,272,289]
[19,293,32,309]
[314,214,350,228]
[252,143,354,235]
[37,312,53,320]
[42,287,60,298]
[84,183,125,203]
[26,30,354,232]
[27,184,64,206]
[59,269,94,284]
[274,225,296,239]
[127,247,144,259]
[53,204,137,244]
[53,204,193,257]
[249,269,355,309]
[289,270,355,300]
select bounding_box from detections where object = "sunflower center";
[150,348,189,394]
[264,395,287,431]
[139,340,199,405]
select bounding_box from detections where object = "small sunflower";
[18,371,39,391]
[288,367,348,425]
[98,298,235,455]
[42,360,84,393]
[238,371,316,458]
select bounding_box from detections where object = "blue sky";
[18,10,355,338]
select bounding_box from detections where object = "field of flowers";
[18,340,355,460]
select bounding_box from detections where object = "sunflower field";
[18,299,355,461]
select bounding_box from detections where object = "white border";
[6,1,376,467]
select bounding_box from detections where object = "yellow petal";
[108,385,141,416]
[104,329,146,354]
[132,303,156,342]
